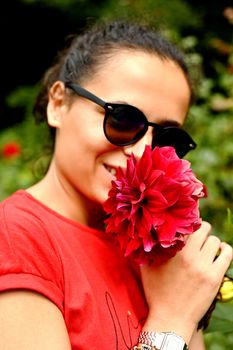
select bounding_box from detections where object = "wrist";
[135,331,189,350]
[142,315,195,345]
[142,313,197,344]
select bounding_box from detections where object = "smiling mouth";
[104,164,117,176]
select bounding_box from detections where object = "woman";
[0,21,232,350]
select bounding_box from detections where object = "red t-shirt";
[0,190,148,349]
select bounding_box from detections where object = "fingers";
[185,221,211,250]
[220,242,233,259]
[200,235,221,261]
[214,242,233,275]
[185,221,232,273]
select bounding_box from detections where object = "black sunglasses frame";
[65,82,196,158]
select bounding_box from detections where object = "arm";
[140,221,233,347]
[0,290,71,350]
[189,330,206,350]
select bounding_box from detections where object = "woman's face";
[48,50,191,210]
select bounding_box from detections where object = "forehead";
[85,49,190,96]
[82,50,191,124]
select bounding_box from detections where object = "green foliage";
[99,0,202,33]
[205,302,233,349]
[205,331,233,350]
[0,85,51,199]
[185,56,233,236]
[223,210,233,279]
[224,209,233,246]
[204,210,233,350]
[207,302,233,334]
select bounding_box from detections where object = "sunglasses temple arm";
[65,83,106,108]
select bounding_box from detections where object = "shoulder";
[0,190,61,260]
[1,189,52,231]
[0,191,64,310]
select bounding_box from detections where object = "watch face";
[160,333,188,350]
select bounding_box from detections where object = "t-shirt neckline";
[14,189,107,237]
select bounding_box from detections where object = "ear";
[47,81,67,128]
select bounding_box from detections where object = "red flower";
[103,146,206,265]
[1,142,21,159]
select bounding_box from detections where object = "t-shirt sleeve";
[0,200,64,313]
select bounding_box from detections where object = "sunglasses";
[65,82,196,158]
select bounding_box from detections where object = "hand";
[140,221,233,343]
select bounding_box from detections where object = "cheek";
[55,104,115,176]
[70,106,106,145]
[56,116,110,170]
[61,114,103,150]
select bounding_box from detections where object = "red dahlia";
[103,146,206,265]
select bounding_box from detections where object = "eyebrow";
[158,119,182,128]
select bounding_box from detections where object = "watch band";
[138,331,189,350]
[133,344,153,350]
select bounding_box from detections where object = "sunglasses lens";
[152,127,196,158]
[104,105,147,146]
[104,104,196,158]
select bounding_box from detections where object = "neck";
[27,163,106,231]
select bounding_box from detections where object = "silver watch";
[138,331,189,350]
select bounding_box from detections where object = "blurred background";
[0,1,233,348]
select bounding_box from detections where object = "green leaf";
[206,302,233,333]
[226,266,233,279]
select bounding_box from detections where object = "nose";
[123,129,153,158]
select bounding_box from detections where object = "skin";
[0,50,232,349]
[28,51,191,228]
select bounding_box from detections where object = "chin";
[97,190,110,206]
[88,190,108,208]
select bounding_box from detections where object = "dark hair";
[33,20,192,128]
